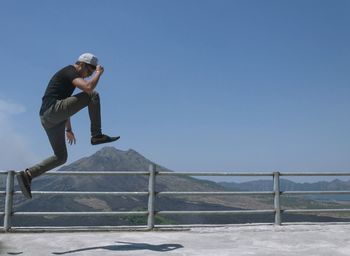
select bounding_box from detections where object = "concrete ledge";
[1,224,350,255]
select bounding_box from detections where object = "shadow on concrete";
[52,241,184,254]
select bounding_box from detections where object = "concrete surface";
[1,224,350,255]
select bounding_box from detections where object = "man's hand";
[73,64,104,93]
[96,65,104,75]
[66,131,76,145]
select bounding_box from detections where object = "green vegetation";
[120,208,176,225]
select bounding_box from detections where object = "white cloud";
[0,99,25,115]
[0,99,36,171]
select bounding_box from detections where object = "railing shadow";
[52,241,184,254]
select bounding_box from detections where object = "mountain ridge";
[56,146,173,173]
[219,178,350,192]
[1,146,349,227]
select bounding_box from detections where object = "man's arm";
[72,65,104,93]
[65,118,72,132]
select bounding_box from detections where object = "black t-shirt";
[40,65,81,115]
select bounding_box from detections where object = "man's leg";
[28,91,116,177]
[52,91,119,145]
[44,91,102,136]
[17,121,67,198]
[87,91,102,137]
[27,121,67,179]
[24,92,94,181]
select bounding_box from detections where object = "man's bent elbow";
[80,85,94,94]
[84,88,94,94]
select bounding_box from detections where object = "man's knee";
[90,91,100,101]
[56,152,68,165]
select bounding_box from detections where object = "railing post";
[273,171,281,225]
[147,164,156,230]
[4,170,15,232]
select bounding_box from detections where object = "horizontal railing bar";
[157,191,274,196]
[158,172,273,176]
[281,172,350,176]
[157,210,275,215]
[282,191,350,195]
[1,189,344,197]
[44,171,149,176]
[14,191,148,196]
[0,171,150,175]
[13,211,148,216]
[1,171,350,176]
[7,225,149,232]
[283,209,350,213]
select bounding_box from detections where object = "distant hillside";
[219,179,350,202]
[219,179,350,192]
[2,147,349,227]
[11,147,270,226]
[27,147,226,199]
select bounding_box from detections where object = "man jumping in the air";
[17,53,120,199]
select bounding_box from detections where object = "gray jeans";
[28,91,102,179]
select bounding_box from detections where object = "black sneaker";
[91,134,120,145]
[16,170,32,199]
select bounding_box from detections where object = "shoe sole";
[91,136,120,145]
[16,173,32,199]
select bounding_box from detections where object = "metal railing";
[1,165,350,232]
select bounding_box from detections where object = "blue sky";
[0,0,349,175]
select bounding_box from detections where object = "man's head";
[78,53,98,67]
[76,53,98,77]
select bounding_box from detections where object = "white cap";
[78,53,98,67]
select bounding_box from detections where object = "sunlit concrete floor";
[1,223,350,255]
